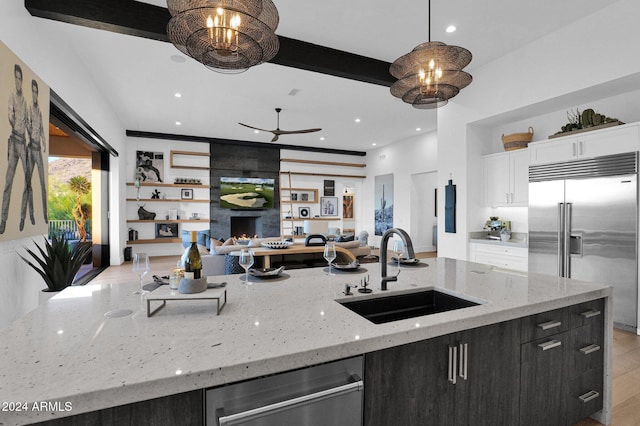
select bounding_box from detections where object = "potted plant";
[19,233,93,292]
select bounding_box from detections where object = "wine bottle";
[182,231,202,279]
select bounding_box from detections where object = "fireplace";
[230,216,262,238]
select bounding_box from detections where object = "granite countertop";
[0,258,610,425]
[469,231,529,248]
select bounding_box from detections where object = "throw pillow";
[222,237,236,246]
[210,238,223,248]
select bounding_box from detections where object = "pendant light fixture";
[390,0,472,108]
[166,0,280,74]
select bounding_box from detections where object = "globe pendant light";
[390,0,472,108]
[167,0,280,74]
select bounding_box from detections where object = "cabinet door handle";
[579,141,584,156]
[572,142,577,157]
[537,320,562,330]
[580,309,601,318]
[579,344,601,355]
[505,192,509,203]
[458,343,468,380]
[578,390,600,403]
[538,340,562,351]
[448,345,457,385]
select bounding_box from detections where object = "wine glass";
[393,240,405,269]
[239,249,254,284]
[132,252,150,294]
[324,243,337,276]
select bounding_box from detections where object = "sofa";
[199,235,371,276]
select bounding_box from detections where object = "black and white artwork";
[0,41,49,241]
[135,151,164,183]
[320,197,338,217]
[374,173,393,235]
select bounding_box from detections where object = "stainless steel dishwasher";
[206,356,363,426]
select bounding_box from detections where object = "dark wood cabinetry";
[32,390,203,426]
[520,298,605,426]
[365,299,605,426]
[364,320,520,426]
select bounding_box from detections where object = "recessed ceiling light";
[355,118,361,123]
[175,121,182,126]
[320,137,325,141]
[416,127,421,131]
[254,130,259,134]
[174,92,182,98]
[446,25,456,33]
[372,143,377,146]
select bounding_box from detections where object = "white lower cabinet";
[469,243,528,272]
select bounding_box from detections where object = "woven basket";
[502,126,534,151]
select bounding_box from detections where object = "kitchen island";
[0,258,612,425]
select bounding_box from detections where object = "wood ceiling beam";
[25,0,395,87]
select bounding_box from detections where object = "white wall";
[364,131,438,248]
[0,3,126,328]
[437,0,640,260]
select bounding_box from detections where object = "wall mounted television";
[220,177,275,209]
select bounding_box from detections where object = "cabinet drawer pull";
[448,345,458,385]
[537,320,562,330]
[538,340,562,351]
[578,390,600,403]
[579,344,601,355]
[580,309,601,319]
[458,343,468,381]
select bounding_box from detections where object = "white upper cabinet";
[482,149,529,207]
[529,123,639,165]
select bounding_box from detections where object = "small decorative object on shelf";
[151,189,161,199]
[549,108,623,138]
[138,205,156,220]
[128,228,139,241]
[174,177,202,185]
[502,127,533,151]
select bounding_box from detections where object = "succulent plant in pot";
[19,233,93,292]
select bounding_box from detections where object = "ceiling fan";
[239,108,321,142]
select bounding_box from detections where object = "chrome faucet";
[380,228,416,291]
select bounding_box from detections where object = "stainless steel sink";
[338,289,480,324]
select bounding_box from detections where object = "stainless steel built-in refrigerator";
[529,152,638,331]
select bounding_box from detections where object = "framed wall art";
[343,195,354,219]
[155,223,178,238]
[135,150,164,183]
[320,197,338,217]
[181,188,193,200]
[298,207,310,218]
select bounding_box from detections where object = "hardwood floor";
[96,254,638,426]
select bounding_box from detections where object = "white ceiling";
[40,0,612,152]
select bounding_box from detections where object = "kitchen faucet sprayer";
[379,228,416,290]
